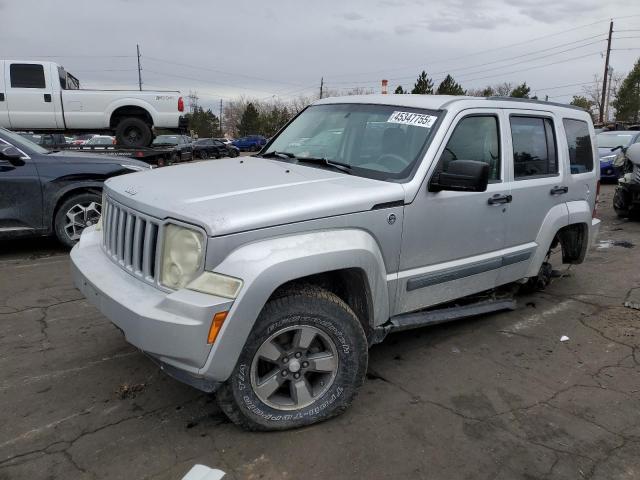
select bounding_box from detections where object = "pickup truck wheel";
[115,117,152,147]
[217,288,368,431]
[54,192,102,248]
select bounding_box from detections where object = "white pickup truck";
[0,60,187,146]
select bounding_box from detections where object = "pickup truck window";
[438,115,501,182]
[264,103,439,181]
[10,64,46,89]
[511,116,558,179]
[563,119,593,174]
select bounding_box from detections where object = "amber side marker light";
[207,311,228,344]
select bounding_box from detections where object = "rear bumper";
[71,227,233,386]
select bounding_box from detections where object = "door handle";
[44,94,52,102]
[550,186,568,195]
[488,194,512,205]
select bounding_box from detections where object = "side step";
[371,297,517,344]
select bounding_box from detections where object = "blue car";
[232,135,267,152]
[597,130,640,181]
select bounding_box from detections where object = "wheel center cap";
[288,359,301,373]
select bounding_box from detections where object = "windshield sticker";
[387,111,437,128]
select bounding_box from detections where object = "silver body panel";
[71,95,601,387]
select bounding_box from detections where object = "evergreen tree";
[185,106,221,138]
[570,95,594,112]
[436,74,465,95]
[411,71,434,94]
[510,82,531,98]
[394,85,405,94]
[237,103,261,136]
[612,58,640,122]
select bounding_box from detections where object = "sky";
[1,0,639,111]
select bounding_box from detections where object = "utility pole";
[319,77,324,99]
[219,99,223,136]
[599,20,613,123]
[605,66,613,122]
[136,44,142,91]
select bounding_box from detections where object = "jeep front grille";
[102,196,161,285]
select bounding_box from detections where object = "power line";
[327,17,612,80]
[144,56,306,89]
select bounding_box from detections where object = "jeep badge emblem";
[125,186,138,196]
[387,213,397,225]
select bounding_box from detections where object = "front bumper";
[600,160,618,180]
[71,227,233,388]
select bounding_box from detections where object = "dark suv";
[0,127,150,247]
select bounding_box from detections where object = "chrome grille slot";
[101,196,162,286]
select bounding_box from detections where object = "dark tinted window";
[563,119,593,174]
[10,64,46,88]
[439,115,501,181]
[510,116,558,179]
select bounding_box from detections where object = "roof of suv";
[313,94,586,114]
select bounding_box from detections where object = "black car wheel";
[54,192,102,248]
[115,117,152,147]
[217,287,368,431]
[200,150,209,160]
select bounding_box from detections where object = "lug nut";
[281,370,288,376]
[302,361,309,368]
[295,352,302,358]
[294,373,300,379]
[282,357,289,363]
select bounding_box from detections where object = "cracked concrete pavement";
[1,184,639,480]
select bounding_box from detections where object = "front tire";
[54,192,102,248]
[115,117,152,147]
[613,186,631,218]
[217,288,368,431]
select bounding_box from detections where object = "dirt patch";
[116,383,146,399]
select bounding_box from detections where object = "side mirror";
[430,160,489,193]
[0,146,25,166]
[627,143,640,166]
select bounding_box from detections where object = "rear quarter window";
[563,118,593,174]
[10,64,46,89]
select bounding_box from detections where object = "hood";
[48,151,150,168]
[105,157,405,236]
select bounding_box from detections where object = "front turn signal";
[207,311,228,344]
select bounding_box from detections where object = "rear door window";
[563,119,593,174]
[10,64,46,89]
[510,116,558,179]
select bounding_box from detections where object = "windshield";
[597,133,634,149]
[264,103,439,180]
[0,128,49,155]
[153,135,179,145]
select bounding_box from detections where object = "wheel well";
[269,269,374,342]
[110,106,153,128]
[52,187,102,229]
[555,222,589,264]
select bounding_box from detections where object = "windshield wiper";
[295,156,352,174]
[261,151,296,160]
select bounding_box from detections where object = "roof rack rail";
[485,96,586,112]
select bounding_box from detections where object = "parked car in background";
[214,137,233,145]
[597,130,640,181]
[71,134,98,145]
[85,135,115,146]
[193,138,239,159]
[232,135,267,151]
[17,132,67,147]
[0,60,187,147]
[152,134,193,162]
[72,95,600,430]
[0,127,150,247]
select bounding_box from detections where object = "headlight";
[160,224,204,289]
[600,155,616,162]
[187,272,243,299]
